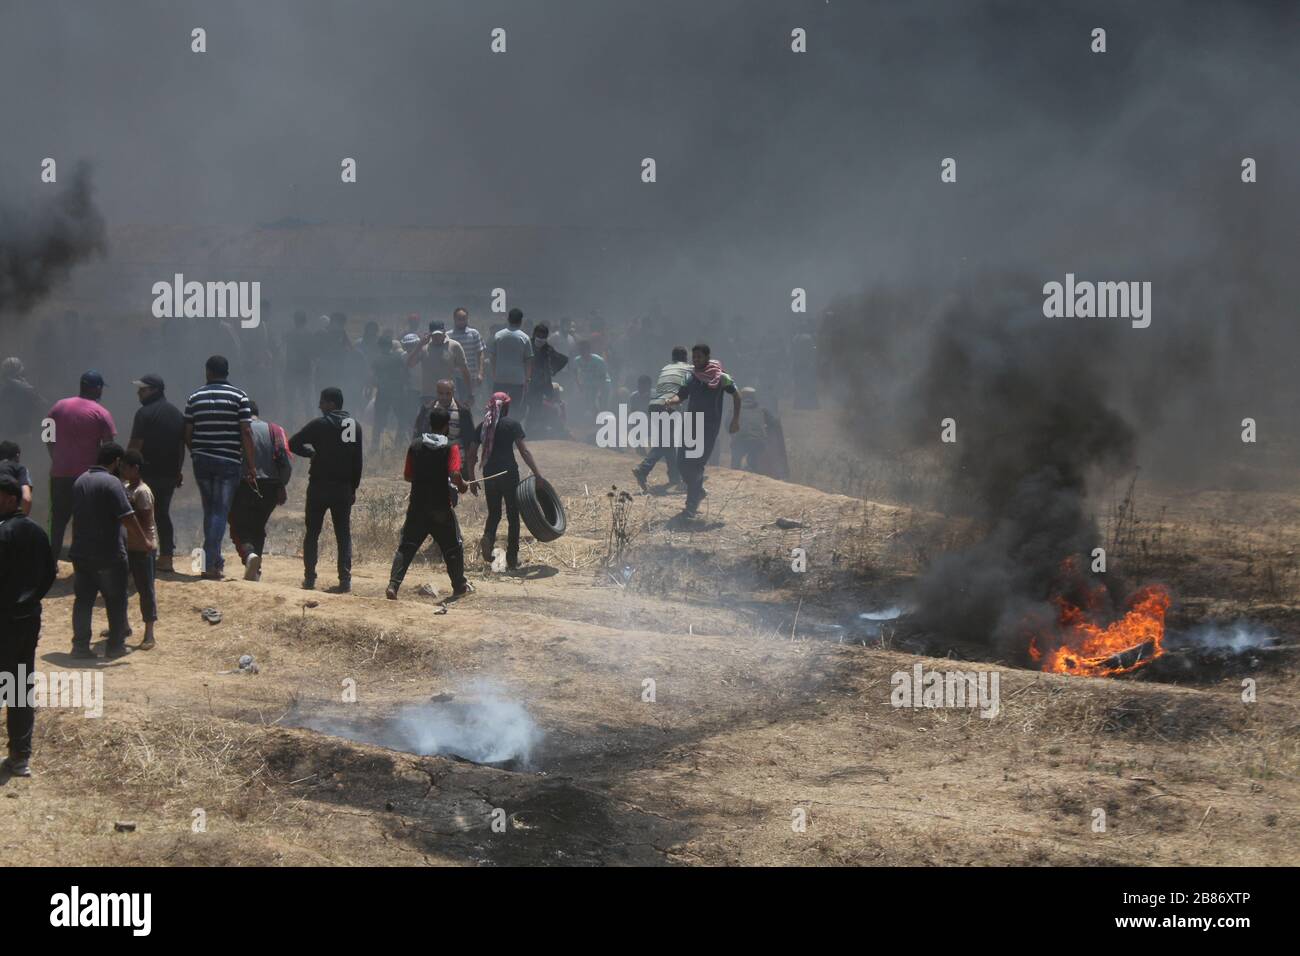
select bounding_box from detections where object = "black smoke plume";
[0,163,107,316]
[904,288,1138,659]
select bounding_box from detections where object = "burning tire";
[515,475,566,542]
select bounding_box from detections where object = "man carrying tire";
[475,392,543,571]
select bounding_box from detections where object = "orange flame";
[1038,584,1170,677]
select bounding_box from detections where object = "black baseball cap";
[80,370,105,388]
[428,319,446,333]
[132,373,165,390]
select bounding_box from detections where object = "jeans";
[388,506,466,593]
[72,559,130,652]
[303,479,353,583]
[482,473,520,565]
[193,454,241,573]
[48,475,77,560]
[127,551,158,622]
[0,617,40,759]
[141,471,178,558]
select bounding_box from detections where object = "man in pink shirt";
[46,370,117,560]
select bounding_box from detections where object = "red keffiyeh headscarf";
[691,359,725,388]
[480,391,512,464]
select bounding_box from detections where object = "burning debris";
[901,292,1172,678]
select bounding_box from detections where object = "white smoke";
[1170,620,1275,654]
[293,681,542,765]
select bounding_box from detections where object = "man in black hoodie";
[289,387,363,592]
[385,406,473,600]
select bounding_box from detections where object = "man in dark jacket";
[523,322,569,437]
[0,474,58,777]
[289,387,363,592]
[385,406,473,600]
[127,373,185,571]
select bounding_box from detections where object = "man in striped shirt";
[183,355,258,579]
[448,307,485,400]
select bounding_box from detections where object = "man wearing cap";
[127,373,185,572]
[408,320,472,409]
[45,370,117,561]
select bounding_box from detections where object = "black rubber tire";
[515,475,567,543]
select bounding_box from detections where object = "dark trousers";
[388,506,466,592]
[0,617,40,760]
[72,559,130,652]
[303,479,353,582]
[731,437,764,472]
[679,438,719,514]
[482,473,520,564]
[127,551,158,622]
[141,472,177,558]
[371,391,401,452]
[229,478,280,561]
[635,431,682,484]
[48,475,77,560]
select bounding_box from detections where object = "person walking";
[45,370,117,560]
[475,392,543,571]
[385,406,473,600]
[228,401,293,582]
[127,374,184,572]
[69,443,146,659]
[183,356,258,580]
[664,344,741,519]
[118,450,159,650]
[408,320,472,410]
[289,387,363,592]
[447,308,486,400]
[0,473,58,778]
[488,308,533,407]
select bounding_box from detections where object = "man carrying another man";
[632,346,693,491]
[664,344,741,519]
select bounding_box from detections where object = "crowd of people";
[0,301,806,777]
